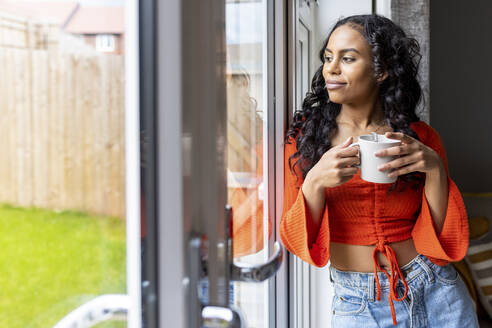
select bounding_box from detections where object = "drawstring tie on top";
[372,240,409,326]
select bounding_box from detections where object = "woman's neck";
[337,100,386,130]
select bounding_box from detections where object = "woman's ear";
[376,71,389,83]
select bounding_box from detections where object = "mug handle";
[349,142,360,168]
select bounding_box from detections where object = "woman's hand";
[304,136,360,190]
[374,131,445,178]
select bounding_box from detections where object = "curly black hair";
[286,14,426,193]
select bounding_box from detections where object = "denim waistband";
[329,253,435,295]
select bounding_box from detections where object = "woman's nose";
[325,59,341,75]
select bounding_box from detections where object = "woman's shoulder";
[409,120,441,143]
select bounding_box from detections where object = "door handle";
[190,234,246,328]
[190,205,284,327]
[227,204,284,283]
[202,305,245,328]
[231,241,284,282]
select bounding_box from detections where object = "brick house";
[64,6,124,55]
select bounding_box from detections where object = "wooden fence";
[0,13,59,50]
[0,13,125,218]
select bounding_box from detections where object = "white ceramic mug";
[350,133,402,183]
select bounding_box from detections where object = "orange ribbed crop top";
[279,121,469,325]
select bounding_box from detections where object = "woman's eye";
[323,56,355,63]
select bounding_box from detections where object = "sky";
[226,1,262,44]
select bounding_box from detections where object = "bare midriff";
[329,239,419,272]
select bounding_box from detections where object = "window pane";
[0,3,127,327]
[226,0,270,327]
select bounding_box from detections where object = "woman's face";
[322,24,380,105]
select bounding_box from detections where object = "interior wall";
[392,0,430,123]
[430,0,492,192]
[314,0,372,54]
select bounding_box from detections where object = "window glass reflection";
[226,1,270,327]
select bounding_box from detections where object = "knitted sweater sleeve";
[411,123,469,265]
[279,138,331,267]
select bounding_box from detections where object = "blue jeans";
[329,254,479,327]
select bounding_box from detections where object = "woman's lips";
[326,83,346,90]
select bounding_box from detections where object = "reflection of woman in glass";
[280,15,478,327]
[200,69,271,306]
[226,69,271,258]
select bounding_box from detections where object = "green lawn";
[0,204,127,328]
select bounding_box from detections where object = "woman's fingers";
[339,166,359,176]
[374,142,420,157]
[337,156,360,168]
[338,144,359,157]
[386,162,421,177]
[384,131,415,143]
[374,132,419,157]
[378,151,422,172]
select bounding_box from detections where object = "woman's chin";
[327,94,344,104]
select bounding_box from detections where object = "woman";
[280,14,478,327]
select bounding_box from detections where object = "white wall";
[314,0,372,55]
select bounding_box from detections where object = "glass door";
[226,1,273,327]
[0,1,134,327]
[155,0,284,327]
[0,0,288,327]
